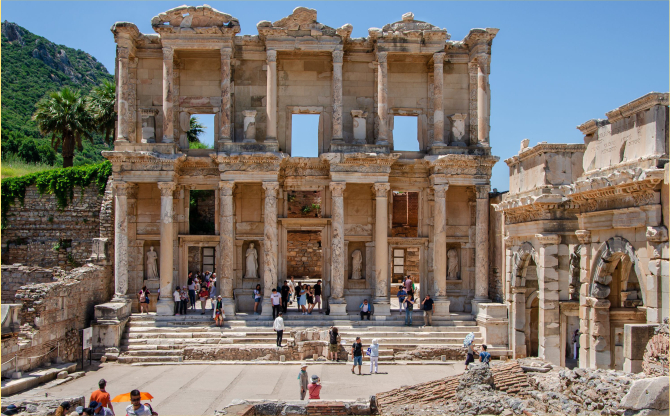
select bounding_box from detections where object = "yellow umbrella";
[111,392,154,402]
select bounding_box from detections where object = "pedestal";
[372,298,391,318]
[329,300,348,316]
[156,299,174,316]
[471,298,491,317]
[260,298,272,318]
[223,303,236,317]
[432,299,451,317]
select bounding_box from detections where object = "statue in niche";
[146,246,159,279]
[447,248,459,280]
[351,250,363,280]
[245,243,258,278]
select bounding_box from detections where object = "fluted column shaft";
[266,50,278,142]
[330,182,346,300]
[433,184,448,297]
[162,47,174,143]
[376,52,389,145]
[475,185,490,299]
[433,52,446,146]
[263,182,279,296]
[332,50,344,143]
[157,182,176,315]
[117,48,130,142]
[113,182,130,300]
[477,57,489,147]
[374,183,390,299]
[219,48,232,144]
[219,182,235,299]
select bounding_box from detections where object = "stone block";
[623,358,644,373]
[623,324,658,360]
[620,377,669,412]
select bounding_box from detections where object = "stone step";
[126,321,479,330]
[122,336,483,346]
[121,349,183,357]
[117,355,180,364]
[124,329,481,338]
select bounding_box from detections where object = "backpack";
[139,291,146,302]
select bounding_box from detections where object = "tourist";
[125,389,157,415]
[214,295,224,327]
[403,294,415,326]
[273,311,284,347]
[198,285,210,315]
[209,274,217,299]
[54,402,71,416]
[89,378,114,415]
[138,287,148,314]
[281,281,290,313]
[404,276,412,294]
[179,286,188,315]
[421,294,434,326]
[306,285,315,314]
[271,288,282,319]
[187,273,196,309]
[479,344,491,366]
[359,299,373,320]
[204,270,211,283]
[173,286,181,315]
[351,336,363,375]
[298,363,309,400]
[308,375,321,399]
[298,284,307,314]
[397,285,406,312]
[314,280,322,312]
[369,339,380,374]
[254,284,262,315]
[465,340,476,370]
[2,405,18,415]
[289,276,296,304]
[328,326,340,361]
[89,401,113,416]
[572,329,580,360]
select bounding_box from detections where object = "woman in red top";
[199,286,210,315]
[308,375,321,399]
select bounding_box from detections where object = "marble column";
[265,50,278,143]
[156,182,176,315]
[331,50,344,143]
[536,233,562,365]
[112,182,130,301]
[511,287,527,358]
[476,55,489,147]
[576,230,592,368]
[431,184,451,316]
[219,47,232,144]
[373,183,391,316]
[432,52,447,148]
[472,184,490,316]
[162,46,174,143]
[116,47,131,142]
[219,181,235,316]
[376,52,389,145]
[329,182,347,315]
[261,182,279,317]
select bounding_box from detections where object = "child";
[308,375,321,399]
[479,344,491,366]
[397,285,407,312]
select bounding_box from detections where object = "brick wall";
[1,183,106,269]
[287,191,322,218]
[1,265,57,304]
[1,264,113,376]
[287,231,322,278]
[392,192,418,237]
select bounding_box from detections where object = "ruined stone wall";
[1,264,113,377]
[1,265,56,304]
[287,231,322,278]
[1,184,105,269]
[287,190,322,218]
[233,59,267,143]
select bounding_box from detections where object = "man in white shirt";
[273,311,285,347]
[173,286,181,316]
[125,390,156,415]
[271,288,282,320]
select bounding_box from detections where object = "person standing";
[397,285,406,312]
[271,288,282,319]
[306,285,315,315]
[295,280,302,311]
[89,379,114,415]
[125,389,157,415]
[198,285,209,315]
[314,280,322,312]
[254,284,262,315]
[403,294,415,326]
[289,276,296,304]
[179,286,188,315]
[308,375,321,399]
[187,273,196,310]
[572,329,580,360]
[465,341,476,370]
[351,336,363,375]
[138,287,148,314]
[209,274,217,299]
[214,295,224,327]
[89,401,113,416]
[328,327,340,361]
[479,344,491,366]
[298,364,309,400]
[369,339,380,374]
[273,312,285,347]
[421,294,434,326]
[281,281,290,313]
[173,286,181,316]
[298,284,307,314]
[404,276,412,294]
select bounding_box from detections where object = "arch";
[511,242,538,288]
[589,237,647,306]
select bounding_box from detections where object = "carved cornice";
[151,5,240,35]
[504,143,586,167]
[463,28,499,47]
[369,13,450,46]
[321,152,400,174]
[605,92,669,123]
[424,154,499,177]
[257,7,337,39]
[575,230,591,244]
[646,226,668,243]
[498,200,579,225]
[210,152,285,173]
[139,108,160,117]
[535,233,561,246]
[576,118,608,136]
[102,151,186,172]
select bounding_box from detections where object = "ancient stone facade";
[497,93,669,370]
[105,5,500,319]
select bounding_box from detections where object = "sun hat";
[300,363,308,368]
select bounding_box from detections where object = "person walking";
[368,339,380,374]
[89,401,113,416]
[295,280,302,311]
[308,375,321,399]
[138,287,149,314]
[421,294,434,326]
[403,294,415,326]
[397,285,406,312]
[125,389,157,415]
[198,285,210,315]
[572,329,580,360]
[306,285,315,314]
[89,379,114,415]
[298,364,309,400]
[351,336,363,375]
[281,281,290,313]
[271,288,282,319]
[214,295,224,327]
[314,280,322,312]
[328,327,340,361]
[253,284,262,315]
[479,344,491,366]
[173,286,181,316]
[289,276,296,304]
[298,284,307,314]
[273,312,285,347]
[179,286,188,315]
[187,273,196,310]
[209,274,217,299]
[465,340,476,370]
[359,299,374,320]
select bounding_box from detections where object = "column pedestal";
[471,298,491,317]
[432,298,451,318]
[260,298,273,319]
[328,299,348,316]
[372,298,391,319]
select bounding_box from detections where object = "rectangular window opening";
[188,114,215,149]
[291,114,319,157]
[189,190,216,235]
[392,191,419,237]
[393,116,419,151]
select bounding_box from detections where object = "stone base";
[372,300,391,317]
[329,142,390,154]
[92,300,131,358]
[431,299,451,317]
[221,142,280,153]
[471,298,491,317]
[260,298,273,318]
[223,303,236,317]
[328,302,348,316]
[624,358,644,373]
[156,299,175,316]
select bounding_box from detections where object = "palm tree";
[33,87,93,168]
[187,116,206,143]
[87,80,116,146]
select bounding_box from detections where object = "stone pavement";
[5,362,463,415]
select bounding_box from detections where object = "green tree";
[32,87,93,168]
[187,116,206,143]
[87,80,116,145]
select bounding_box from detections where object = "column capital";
[262,181,279,195]
[473,53,490,73]
[117,46,131,60]
[218,181,235,196]
[158,181,176,196]
[162,46,174,61]
[433,184,449,199]
[376,51,387,63]
[330,182,346,197]
[535,233,561,246]
[221,47,232,60]
[114,182,132,196]
[266,49,277,62]
[332,50,344,63]
[575,230,592,244]
[475,184,490,199]
[373,183,390,198]
[433,51,445,64]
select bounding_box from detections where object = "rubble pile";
[643,318,669,377]
[0,396,85,415]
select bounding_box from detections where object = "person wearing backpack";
[479,344,491,366]
[328,327,341,361]
[403,294,415,326]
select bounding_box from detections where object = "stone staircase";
[118,311,508,364]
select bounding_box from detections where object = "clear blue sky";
[3,1,668,191]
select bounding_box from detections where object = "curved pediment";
[151,5,240,34]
